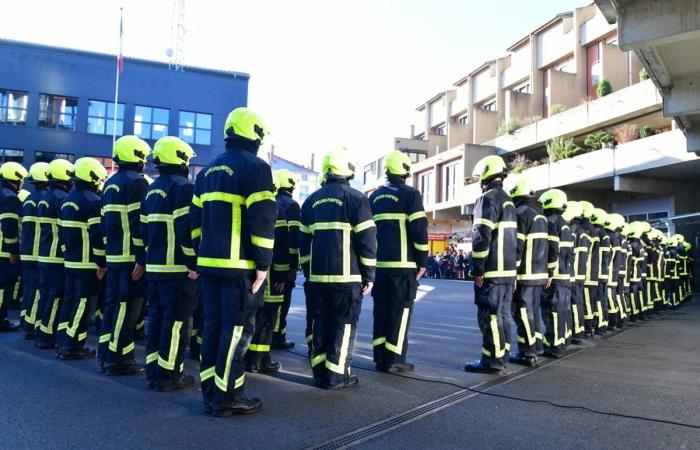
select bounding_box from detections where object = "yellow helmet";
[629,222,646,239]
[684,241,692,252]
[606,213,625,231]
[590,208,608,226]
[508,178,533,198]
[639,222,652,234]
[672,234,685,244]
[73,157,108,187]
[322,147,355,177]
[579,200,595,219]
[48,159,74,182]
[18,189,30,202]
[224,107,267,144]
[538,188,567,210]
[153,136,196,166]
[472,155,506,182]
[0,162,28,182]
[273,169,298,190]
[660,235,670,245]
[385,150,412,176]
[621,223,633,237]
[562,201,584,222]
[28,162,50,183]
[113,135,151,164]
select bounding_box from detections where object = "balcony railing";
[485,80,662,153]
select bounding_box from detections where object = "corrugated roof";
[0,37,250,79]
[271,155,317,175]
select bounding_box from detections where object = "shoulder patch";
[146,189,168,200]
[61,202,80,211]
[312,197,343,208]
[205,165,234,177]
[373,194,399,203]
[104,184,120,193]
[38,200,49,208]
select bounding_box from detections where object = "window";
[299,185,309,198]
[513,82,531,94]
[419,171,433,206]
[88,100,124,136]
[458,114,469,125]
[190,164,204,179]
[178,111,212,145]
[364,161,378,184]
[0,148,24,163]
[38,94,78,131]
[482,101,496,112]
[88,155,117,174]
[301,174,308,181]
[134,105,169,140]
[0,89,28,125]
[443,163,459,202]
[35,151,75,163]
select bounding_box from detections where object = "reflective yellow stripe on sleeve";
[246,191,276,208]
[472,249,489,258]
[474,218,495,229]
[360,257,376,267]
[251,235,274,249]
[353,220,375,233]
[408,211,426,222]
[414,242,429,251]
[191,228,201,240]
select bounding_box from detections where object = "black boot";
[104,361,145,376]
[376,362,415,373]
[155,375,196,392]
[326,374,359,390]
[246,356,281,374]
[271,334,295,350]
[0,320,19,332]
[508,352,537,367]
[56,347,97,360]
[464,360,504,374]
[212,397,262,417]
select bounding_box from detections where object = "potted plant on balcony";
[496,117,522,136]
[612,123,639,145]
[639,67,649,81]
[507,153,538,174]
[638,125,654,139]
[546,136,586,162]
[584,131,614,150]
[597,77,613,97]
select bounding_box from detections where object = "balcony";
[486,79,662,153]
[462,129,697,206]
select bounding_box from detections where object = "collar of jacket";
[1,180,19,193]
[73,180,99,193]
[481,179,503,192]
[544,209,564,217]
[326,176,350,186]
[117,163,143,173]
[277,188,293,197]
[157,165,188,177]
[514,195,540,211]
[50,181,71,192]
[225,138,260,155]
[386,174,407,186]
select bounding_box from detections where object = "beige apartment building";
[363,2,700,254]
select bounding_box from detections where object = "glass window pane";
[89,100,106,118]
[106,119,124,137]
[197,113,212,130]
[107,102,125,120]
[135,106,151,122]
[88,117,105,134]
[195,129,211,145]
[180,111,195,128]
[135,123,150,138]
[179,127,195,143]
[152,123,167,139]
[153,108,169,124]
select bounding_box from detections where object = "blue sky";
[3,0,587,167]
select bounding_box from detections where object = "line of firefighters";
[0,107,430,417]
[0,107,693,417]
[464,155,695,373]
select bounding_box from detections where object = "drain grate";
[307,350,582,450]
[598,341,644,351]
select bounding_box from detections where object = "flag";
[117,8,124,73]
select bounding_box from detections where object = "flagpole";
[111,7,123,172]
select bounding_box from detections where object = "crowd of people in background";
[427,248,471,280]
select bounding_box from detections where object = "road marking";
[307,349,583,450]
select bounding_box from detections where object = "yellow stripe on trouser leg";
[572,305,583,334]
[385,308,410,355]
[200,366,215,381]
[215,325,244,392]
[109,302,127,352]
[146,352,158,364]
[488,315,504,359]
[553,312,564,346]
[583,289,593,320]
[158,321,183,370]
[25,289,40,325]
[596,300,605,328]
[40,298,60,334]
[66,298,87,339]
[326,324,352,374]
[520,307,535,346]
[617,294,626,319]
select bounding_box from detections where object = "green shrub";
[584,131,613,150]
[639,67,649,81]
[638,126,654,138]
[550,104,567,115]
[507,153,539,174]
[497,117,522,136]
[597,77,613,97]
[547,137,585,162]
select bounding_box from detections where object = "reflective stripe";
[408,211,427,222]
[158,321,183,370]
[192,195,202,207]
[517,273,548,281]
[484,270,516,278]
[132,238,144,247]
[520,307,535,345]
[191,227,201,240]
[372,337,386,346]
[251,235,274,249]
[376,261,417,269]
[311,353,326,367]
[146,352,158,364]
[299,255,310,264]
[181,246,195,257]
[299,224,312,234]
[360,257,376,267]
[200,366,215,381]
[173,206,189,219]
[496,221,517,229]
[289,248,299,255]
[248,343,270,352]
[87,217,101,226]
[93,248,105,256]
[385,308,410,355]
[99,334,111,343]
[325,323,352,374]
[0,212,19,221]
[474,218,495,229]
[353,220,375,233]
[106,255,135,263]
[548,236,560,242]
[147,264,188,273]
[273,264,290,271]
[373,213,406,221]
[472,249,489,258]
[197,257,255,270]
[109,302,127,352]
[246,190,275,208]
[288,220,302,227]
[275,220,288,228]
[309,274,362,283]
[215,325,244,392]
[309,222,351,231]
[489,314,505,358]
[65,261,98,270]
[414,242,429,252]
[122,342,135,355]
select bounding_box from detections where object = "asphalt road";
[1,277,699,449]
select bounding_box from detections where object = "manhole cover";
[598,341,644,351]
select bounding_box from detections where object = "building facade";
[270,154,319,204]
[0,38,249,173]
[363,2,700,253]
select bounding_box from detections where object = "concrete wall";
[472,109,499,144]
[426,134,448,156]
[601,42,630,93]
[0,40,248,166]
[549,70,580,111]
[448,122,472,149]
[505,91,534,122]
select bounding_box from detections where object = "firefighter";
[192,107,276,416]
[19,162,50,338]
[56,157,108,359]
[100,135,151,375]
[0,162,28,332]
[648,229,665,313]
[538,189,573,358]
[271,168,301,350]
[672,234,686,304]
[369,150,428,373]
[577,201,599,338]
[628,222,647,319]
[35,159,74,349]
[141,136,198,391]
[300,147,376,388]
[562,201,588,345]
[619,223,633,320]
[603,213,624,330]
[682,241,693,301]
[245,169,292,374]
[506,178,547,366]
[464,155,516,374]
[676,236,689,303]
